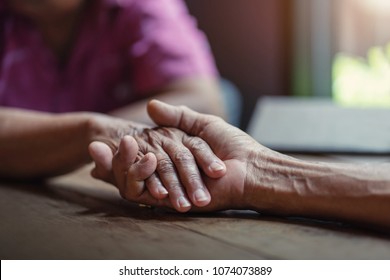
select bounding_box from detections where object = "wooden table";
[1,155,390,260]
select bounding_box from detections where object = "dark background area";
[185,0,293,129]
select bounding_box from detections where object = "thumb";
[88,141,114,183]
[147,99,218,136]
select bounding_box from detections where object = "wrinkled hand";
[89,125,226,212]
[126,100,266,212]
[146,100,262,211]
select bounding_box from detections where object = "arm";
[0,106,226,212]
[248,157,390,230]
[146,100,390,230]
[0,107,139,179]
[0,108,91,179]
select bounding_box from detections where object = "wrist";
[244,149,316,215]
[59,112,98,163]
[85,112,147,152]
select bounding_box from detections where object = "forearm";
[0,108,141,179]
[248,153,390,229]
[109,77,226,124]
[0,108,94,179]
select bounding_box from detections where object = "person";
[0,0,227,212]
[0,0,224,120]
[90,100,390,230]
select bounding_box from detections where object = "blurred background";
[185,0,390,129]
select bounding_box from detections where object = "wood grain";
[1,164,390,259]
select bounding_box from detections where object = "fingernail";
[209,161,225,172]
[159,187,168,196]
[177,197,191,208]
[194,189,208,202]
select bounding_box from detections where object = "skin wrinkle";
[119,100,390,228]
[172,144,192,162]
[194,117,220,141]
[247,150,335,213]
[185,172,202,186]
[131,129,186,200]
[250,148,390,218]
[87,113,141,153]
[166,136,207,194]
[192,118,206,138]
[166,142,200,183]
[245,148,262,190]
[185,136,206,154]
[176,105,189,133]
[134,128,165,156]
[128,125,219,209]
[294,161,390,197]
[155,156,176,176]
[175,105,222,138]
[331,162,390,181]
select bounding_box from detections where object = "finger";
[88,141,114,183]
[183,135,226,178]
[155,153,192,212]
[129,191,172,209]
[147,99,220,135]
[112,135,139,195]
[147,100,226,177]
[126,152,159,198]
[145,173,169,200]
[162,140,211,208]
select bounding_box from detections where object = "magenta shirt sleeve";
[125,0,218,95]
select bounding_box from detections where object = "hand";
[140,99,266,211]
[89,125,227,212]
[89,136,171,208]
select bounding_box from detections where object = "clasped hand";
[89,100,260,213]
[89,120,227,212]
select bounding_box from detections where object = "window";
[293,0,390,107]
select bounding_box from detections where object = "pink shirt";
[0,0,217,113]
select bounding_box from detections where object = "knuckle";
[173,148,193,162]
[157,158,175,174]
[135,129,160,147]
[187,137,207,152]
[166,184,183,195]
[158,127,175,138]
[186,173,201,185]
[153,127,178,139]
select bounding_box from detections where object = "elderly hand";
[89,123,226,212]
[144,100,263,211]
[120,100,271,211]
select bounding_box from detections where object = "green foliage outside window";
[333,43,390,107]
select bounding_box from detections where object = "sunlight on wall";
[333,44,390,107]
[357,0,390,14]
